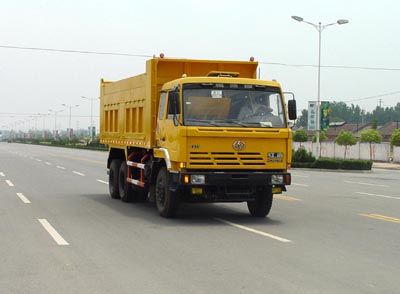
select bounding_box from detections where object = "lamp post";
[62,104,79,140]
[81,96,97,139]
[291,16,348,158]
[48,109,63,138]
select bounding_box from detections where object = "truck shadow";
[82,193,284,227]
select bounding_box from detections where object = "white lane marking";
[97,179,108,184]
[45,162,52,165]
[0,172,5,177]
[72,171,85,176]
[38,219,69,246]
[345,180,389,188]
[36,159,42,162]
[274,195,302,201]
[292,174,309,178]
[5,180,14,187]
[16,192,31,204]
[56,166,66,170]
[292,183,309,187]
[214,218,292,243]
[355,192,400,200]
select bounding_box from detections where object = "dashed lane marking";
[36,159,42,162]
[56,166,66,170]
[345,180,389,188]
[292,183,309,187]
[97,179,108,184]
[38,219,69,246]
[72,171,85,176]
[274,195,302,201]
[360,213,400,224]
[0,172,5,177]
[16,192,31,204]
[45,162,52,165]
[292,174,309,178]
[355,192,400,200]
[5,180,14,187]
[214,218,292,243]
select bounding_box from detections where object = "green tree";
[295,109,308,128]
[293,129,308,147]
[312,130,327,142]
[371,118,378,130]
[360,129,382,160]
[335,130,357,160]
[391,129,400,146]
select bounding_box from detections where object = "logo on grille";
[232,140,245,151]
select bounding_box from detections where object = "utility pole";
[62,104,79,140]
[81,96,98,139]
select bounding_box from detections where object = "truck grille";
[189,152,266,167]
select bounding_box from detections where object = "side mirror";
[167,91,181,126]
[284,92,297,120]
[288,99,297,120]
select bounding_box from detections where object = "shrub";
[291,162,315,168]
[293,148,315,163]
[391,129,400,146]
[335,130,357,159]
[341,159,372,170]
[313,158,342,169]
[360,129,382,160]
[293,130,308,147]
[312,158,372,170]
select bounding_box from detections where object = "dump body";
[100,58,258,149]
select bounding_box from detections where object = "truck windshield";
[182,83,286,128]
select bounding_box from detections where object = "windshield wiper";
[212,120,251,127]
[185,119,219,126]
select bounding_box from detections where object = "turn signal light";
[184,175,190,184]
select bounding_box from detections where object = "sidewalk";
[372,161,400,170]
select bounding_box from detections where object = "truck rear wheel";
[247,187,273,217]
[109,159,122,199]
[155,167,179,218]
[118,162,134,202]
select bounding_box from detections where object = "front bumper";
[169,171,290,202]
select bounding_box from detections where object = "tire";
[118,162,134,202]
[155,167,179,217]
[247,187,273,217]
[109,159,122,199]
[119,161,147,203]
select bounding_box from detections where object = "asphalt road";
[1,142,399,294]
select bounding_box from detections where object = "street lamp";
[61,104,79,139]
[291,15,349,158]
[81,96,98,138]
[48,109,64,138]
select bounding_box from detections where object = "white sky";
[1,0,399,131]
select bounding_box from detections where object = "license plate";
[272,187,282,194]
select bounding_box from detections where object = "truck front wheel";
[109,159,122,199]
[247,187,273,217]
[155,167,179,218]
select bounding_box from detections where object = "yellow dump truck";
[100,56,297,217]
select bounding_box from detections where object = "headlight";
[191,175,205,185]
[271,175,284,185]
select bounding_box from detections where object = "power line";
[0,45,152,58]
[259,61,400,71]
[1,44,400,72]
[343,91,400,102]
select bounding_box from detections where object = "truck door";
[156,90,181,161]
